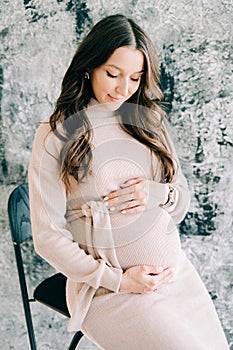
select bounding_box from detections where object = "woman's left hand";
[103,177,149,214]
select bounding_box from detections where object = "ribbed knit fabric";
[28,99,229,349]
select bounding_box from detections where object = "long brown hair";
[49,14,176,190]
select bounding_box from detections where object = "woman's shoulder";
[32,121,51,148]
[32,120,65,156]
[33,120,51,138]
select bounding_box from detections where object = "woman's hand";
[103,177,148,214]
[103,177,168,214]
[120,265,174,294]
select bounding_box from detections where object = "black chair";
[8,183,84,350]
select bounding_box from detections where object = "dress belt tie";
[66,200,121,331]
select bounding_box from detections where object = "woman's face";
[91,46,144,110]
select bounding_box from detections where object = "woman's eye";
[106,71,118,78]
[106,71,141,82]
[131,77,140,82]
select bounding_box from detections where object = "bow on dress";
[65,200,122,331]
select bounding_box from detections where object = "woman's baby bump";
[113,208,182,271]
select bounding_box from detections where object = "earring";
[84,72,90,79]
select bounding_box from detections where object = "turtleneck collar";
[86,98,120,121]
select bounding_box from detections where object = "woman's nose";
[116,78,130,97]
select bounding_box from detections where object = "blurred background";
[0,0,232,348]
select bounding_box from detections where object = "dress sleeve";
[149,119,191,224]
[162,119,191,224]
[28,124,122,292]
[165,165,191,224]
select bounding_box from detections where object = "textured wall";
[1,0,233,236]
[0,0,232,349]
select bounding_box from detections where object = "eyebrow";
[105,64,144,74]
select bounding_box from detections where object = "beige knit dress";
[28,100,229,349]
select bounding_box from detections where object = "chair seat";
[34,273,70,318]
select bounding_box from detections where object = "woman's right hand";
[119,265,174,294]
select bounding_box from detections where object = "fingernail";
[103,196,109,201]
[109,207,115,212]
[121,210,126,214]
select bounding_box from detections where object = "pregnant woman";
[28,14,229,349]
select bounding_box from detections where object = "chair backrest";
[8,183,38,349]
[7,183,84,349]
[8,183,32,244]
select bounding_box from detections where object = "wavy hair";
[49,14,176,190]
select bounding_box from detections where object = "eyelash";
[106,71,118,78]
[106,71,140,82]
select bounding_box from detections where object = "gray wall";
[1,0,232,348]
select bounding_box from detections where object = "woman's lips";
[108,94,125,102]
